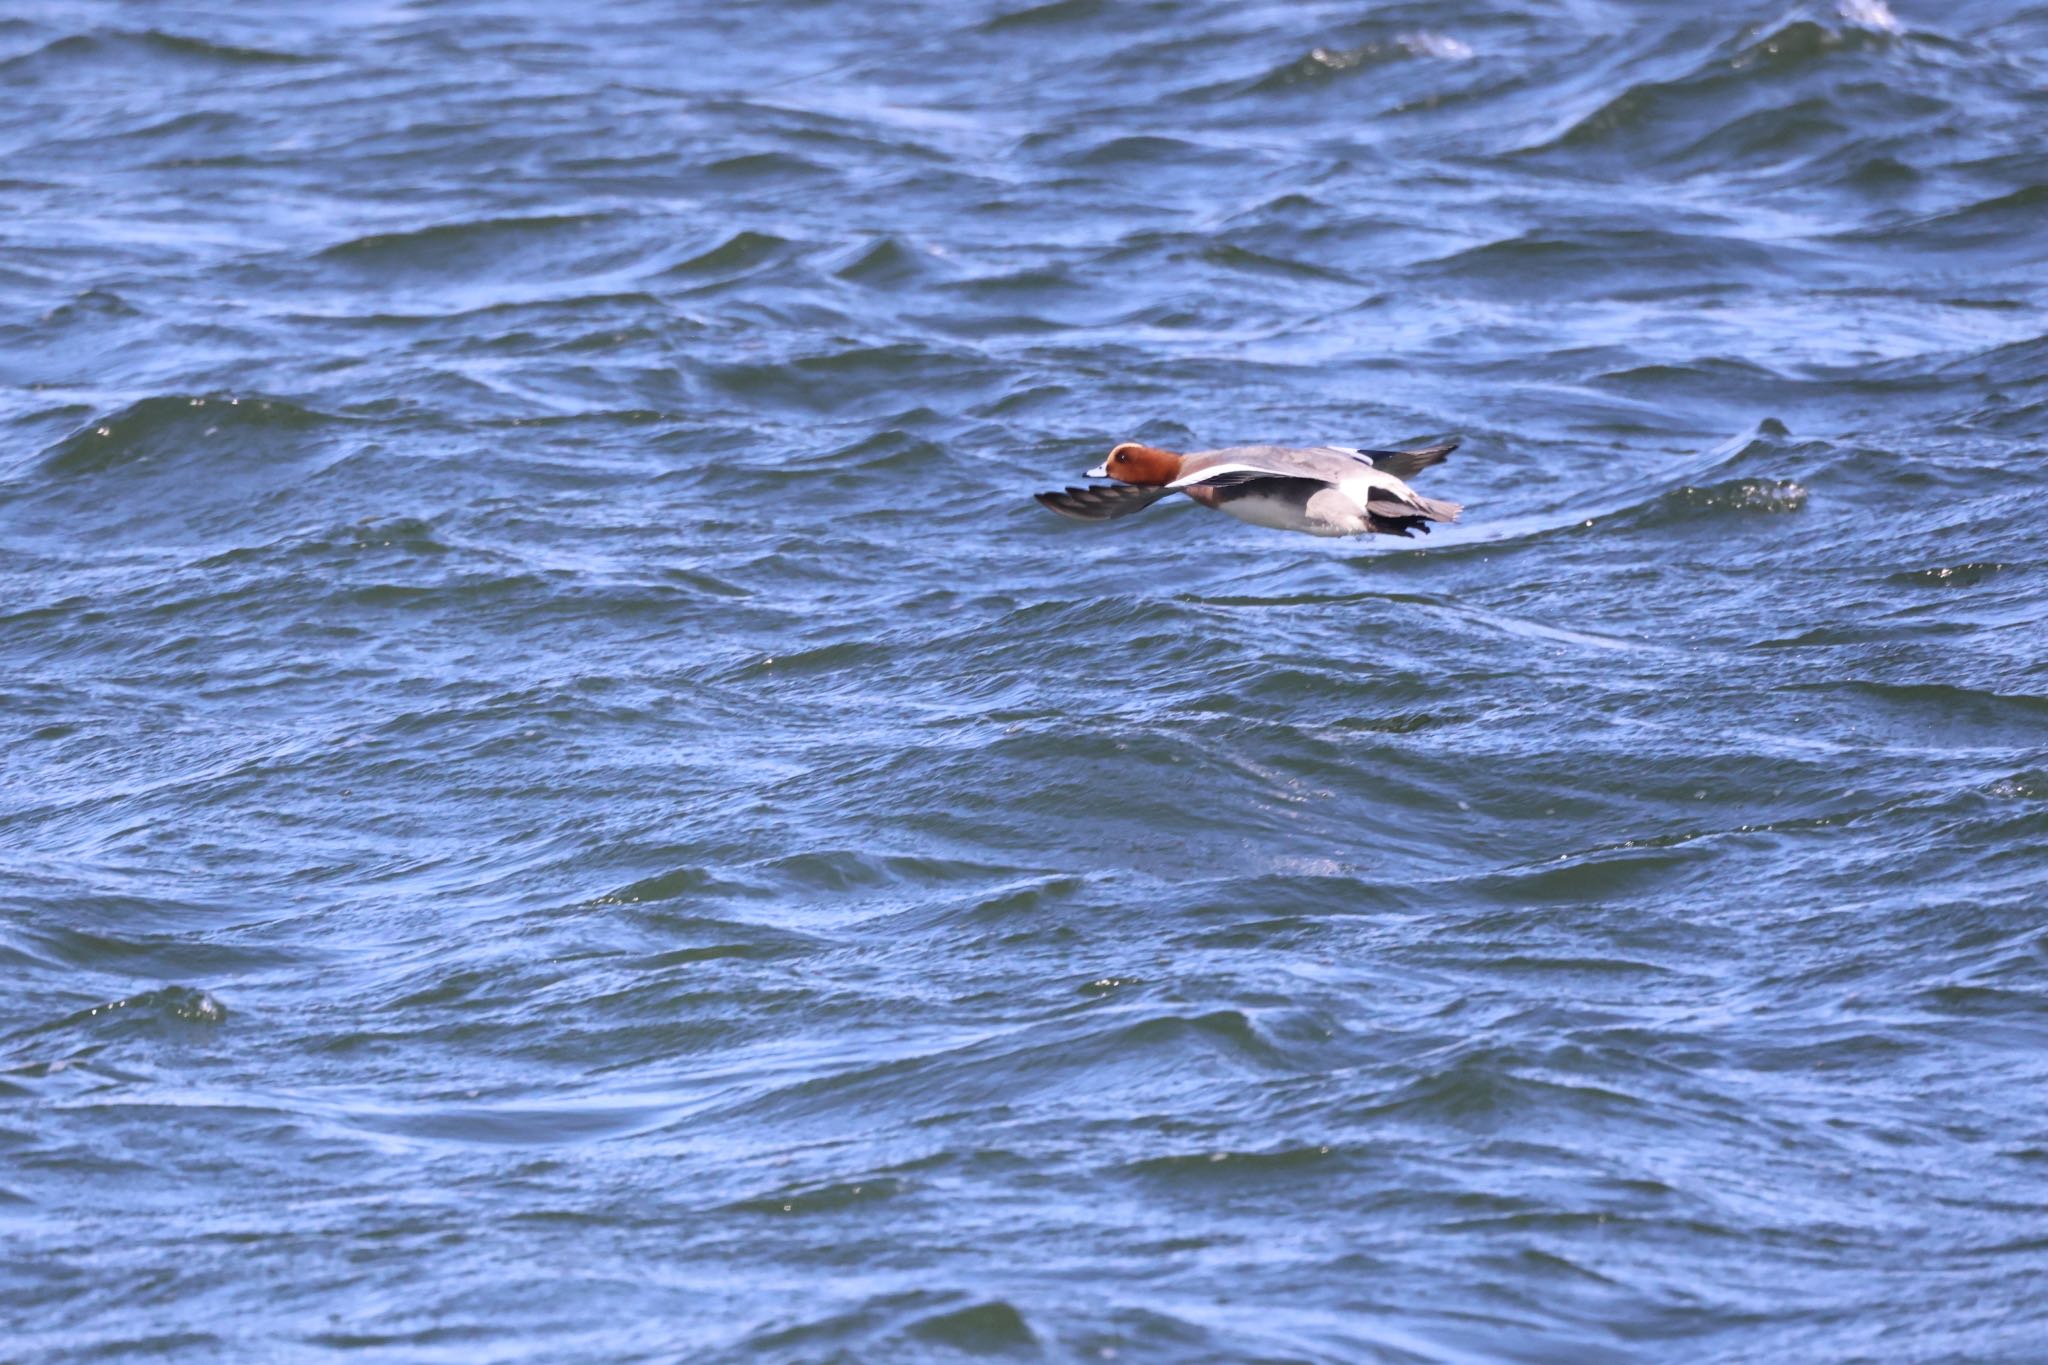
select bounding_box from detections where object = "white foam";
[1402,32,1475,60]
[1837,0,1902,34]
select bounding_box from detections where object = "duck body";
[1036,439,1462,539]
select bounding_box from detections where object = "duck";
[1035,439,1462,538]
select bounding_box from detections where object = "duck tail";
[1370,492,1460,521]
[1366,490,1460,536]
[1403,493,1462,523]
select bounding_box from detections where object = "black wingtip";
[1035,483,1171,523]
[1035,485,1110,522]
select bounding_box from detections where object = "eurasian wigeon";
[1036,439,1461,538]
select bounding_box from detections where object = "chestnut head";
[1085,442,1181,486]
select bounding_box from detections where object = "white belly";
[1214,489,1362,537]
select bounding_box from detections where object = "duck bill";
[1085,463,1109,478]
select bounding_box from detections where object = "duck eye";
[1114,452,1127,462]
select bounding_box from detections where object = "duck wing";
[1347,439,1458,480]
[1166,440,1457,489]
[1166,446,1353,489]
[1034,484,1173,522]
[1168,445,1461,529]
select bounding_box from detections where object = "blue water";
[5,1,2047,1359]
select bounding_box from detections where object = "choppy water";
[5,0,2047,1358]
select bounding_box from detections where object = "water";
[4,0,2046,1358]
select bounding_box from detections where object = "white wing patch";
[1167,462,1316,489]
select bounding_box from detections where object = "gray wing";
[1350,439,1458,480]
[1174,440,1458,487]
[1172,445,1356,486]
[1035,484,1173,522]
[1207,474,1330,505]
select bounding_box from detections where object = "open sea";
[4,0,2047,1359]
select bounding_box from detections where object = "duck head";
[1086,442,1182,486]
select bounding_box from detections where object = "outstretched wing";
[1173,468,1328,492]
[1205,474,1332,506]
[1034,484,1172,522]
[1342,439,1459,480]
[1168,459,1337,491]
[1171,440,1458,489]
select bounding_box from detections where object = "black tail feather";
[1368,513,1432,538]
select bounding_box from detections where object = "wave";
[1061,134,1217,168]
[1394,422,1805,556]
[980,0,1106,33]
[1,986,226,1070]
[35,393,337,477]
[1248,33,1474,92]
[832,236,931,287]
[1417,227,1804,298]
[1885,561,2014,589]
[745,1292,1044,1358]
[318,212,610,259]
[1625,477,1809,525]
[0,28,313,76]
[700,341,999,414]
[1519,15,1939,179]
[1829,184,2048,262]
[657,229,799,281]
[700,150,835,180]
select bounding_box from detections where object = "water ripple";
[5,0,2047,1358]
